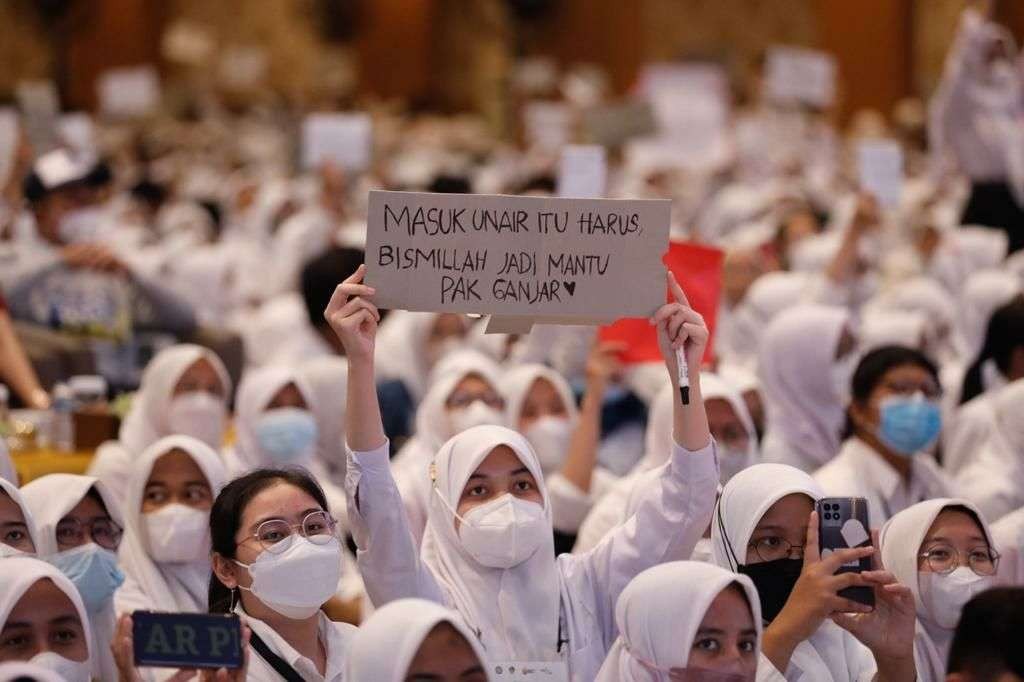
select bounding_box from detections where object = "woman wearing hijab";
[114,435,227,617]
[814,346,953,530]
[332,266,719,680]
[374,310,471,402]
[595,561,767,682]
[575,373,759,555]
[711,463,917,681]
[345,599,490,682]
[299,355,349,488]
[0,556,93,681]
[957,379,1024,522]
[391,350,506,546]
[208,469,357,681]
[879,499,1001,681]
[758,304,856,473]
[88,344,232,502]
[719,271,812,371]
[0,478,37,558]
[501,354,621,550]
[19,474,123,681]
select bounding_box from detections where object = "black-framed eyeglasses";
[919,543,1000,576]
[55,517,122,551]
[239,511,338,554]
[748,536,804,563]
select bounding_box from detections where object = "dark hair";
[516,175,557,195]
[843,345,940,439]
[427,175,471,194]
[961,295,1024,405]
[947,587,1024,677]
[207,469,330,613]
[300,247,365,328]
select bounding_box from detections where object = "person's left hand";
[830,534,917,665]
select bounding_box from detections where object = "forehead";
[7,578,79,622]
[877,363,934,386]
[0,491,26,523]
[924,509,986,542]
[700,585,755,630]
[240,482,322,527]
[148,449,208,483]
[65,490,108,519]
[756,493,814,528]
[470,445,528,476]
[453,374,494,394]
[705,398,741,423]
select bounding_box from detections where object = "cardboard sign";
[857,140,903,209]
[523,101,572,151]
[302,113,372,171]
[364,190,671,326]
[557,145,607,198]
[766,47,837,108]
[97,66,161,118]
[598,241,723,364]
[581,100,657,148]
[15,80,60,156]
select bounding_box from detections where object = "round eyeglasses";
[55,517,123,551]
[240,511,338,554]
[748,536,805,563]
[919,543,999,576]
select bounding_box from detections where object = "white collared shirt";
[814,438,954,530]
[239,607,357,682]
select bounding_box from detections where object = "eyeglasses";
[240,511,338,554]
[446,392,504,410]
[881,381,942,401]
[55,517,123,551]
[747,536,804,563]
[919,543,1000,576]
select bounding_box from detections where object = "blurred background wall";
[4,0,1024,124]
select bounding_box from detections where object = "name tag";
[490,661,569,681]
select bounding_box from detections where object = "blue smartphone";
[132,611,243,670]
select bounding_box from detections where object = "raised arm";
[324,265,444,606]
[570,271,718,648]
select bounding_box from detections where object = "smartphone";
[133,611,243,670]
[816,497,875,609]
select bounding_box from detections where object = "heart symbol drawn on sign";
[563,281,577,296]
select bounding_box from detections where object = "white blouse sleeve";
[345,441,445,608]
[566,439,719,649]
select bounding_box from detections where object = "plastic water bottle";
[51,383,75,452]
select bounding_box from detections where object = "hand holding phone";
[816,497,875,609]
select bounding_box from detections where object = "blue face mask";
[877,394,942,456]
[254,407,318,464]
[49,543,124,612]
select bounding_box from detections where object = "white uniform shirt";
[242,608,357,682]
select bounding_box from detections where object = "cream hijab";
[595,561,762,682]
[345,598,492,682]
[115,435,227,615]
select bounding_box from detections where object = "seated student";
[711,463,918,681]
[208,469,357,681]
[20,474,124,681]
[880,499,1001,682]
[345,598,490,682]
[957,379,1024,522]
[0,479,37,558]
[89,344,232,503]
[332,266,719,680]
[114,435,227,617]
[595,561,765,681]
[815,346,953,529]
[299,356,350,489]
[391,350,506,547]
[945,587,1024,682]
[759,305,858,473]
[0,556,93,682]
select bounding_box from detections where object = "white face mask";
[167,392,227,448]
[29,651,92,682]
[58,206,105,244]
[145,503,211,563]
[445,492,548,569]
[919,567,996,629]
[448,401,504,437]
[524,416,573,473]
[236,536,341,619]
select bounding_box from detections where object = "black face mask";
[737,558,803,623]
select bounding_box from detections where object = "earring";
[230,587,239,612]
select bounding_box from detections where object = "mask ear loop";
[430,460,472,528]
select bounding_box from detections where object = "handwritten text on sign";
[365,190,671,320]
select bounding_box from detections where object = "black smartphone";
[816,497,875,609]
[133,611,243,670]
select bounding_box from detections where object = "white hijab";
[758,305,850,470]
[595,561,762,682]
[957,379,1024,521]
[958,269,1021,360]
[0,478,40,555]
[230,365,316,471]
[422,425,562,662]
[118,344,232,455]
[501,363,579,429]
[725,271,811,367]
[345,598,492,682]
[115,435,227,615]
[0,557,93,674]
[879,498,995,682]
[299,355,349,478]
[711,463,824,573]
[18,474,123,682]
[374,311,452,400]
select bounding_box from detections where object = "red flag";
[598,241,723,366]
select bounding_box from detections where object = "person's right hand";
[585,340,626,389]
[112,615,198,682]
[62,244,128,274]
[324,264,380,362]
[769,511,876,645]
